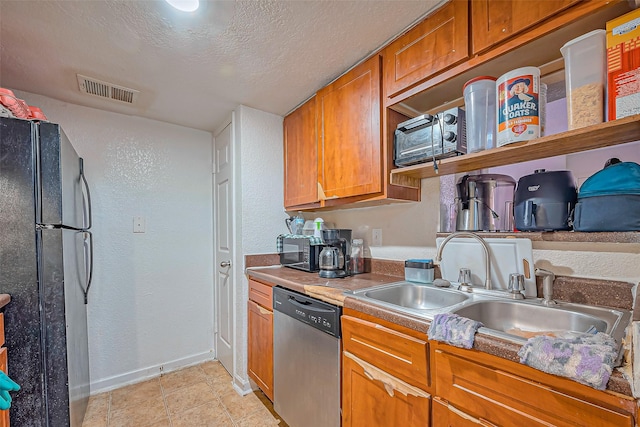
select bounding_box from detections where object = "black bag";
[572,160,640,232]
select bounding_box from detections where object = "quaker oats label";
[497,67,541,146]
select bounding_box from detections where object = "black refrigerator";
[0,116,93,426]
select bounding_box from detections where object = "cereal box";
[607,8,640,120]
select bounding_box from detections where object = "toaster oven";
[394,107,467,167]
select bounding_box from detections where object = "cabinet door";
[471,0,580,54]
[342,354,430,427]
[432,397,497,427]
[284,96,318,209]
[317,55,382,200]
[435,348,634,427]
[247,300,273,401]
[383,0,468,99]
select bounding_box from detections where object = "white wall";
[16,91,215,393]
[232,105,284,393]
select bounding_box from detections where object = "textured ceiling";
[0,0,441,132]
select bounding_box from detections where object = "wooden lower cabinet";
[247,280,273,401]
[432,397,496,427]
[341,310,431,426]
[434,344,636,427]
[341,310,637,427]
[342,354,430,427]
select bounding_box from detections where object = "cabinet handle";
[220,260,231,267]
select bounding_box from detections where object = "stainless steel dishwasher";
[273,286,341,427]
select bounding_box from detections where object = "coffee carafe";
[319,229,351,278]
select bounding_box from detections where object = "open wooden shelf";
[390,114,640,181]
[436,231,640,244]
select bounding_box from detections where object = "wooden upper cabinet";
[383,0,469,99]
[317,55,382,200]
[471,0,581,54]
[283,96,319,209]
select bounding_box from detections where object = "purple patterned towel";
[428,313,483,349]
[517,332,618,390]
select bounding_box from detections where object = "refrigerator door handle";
[79,158,92,230]
[83,230,94,304]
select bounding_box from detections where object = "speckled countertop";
[246,259,635,397]
[0,294,10,309]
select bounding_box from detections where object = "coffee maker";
[318,229,351,278]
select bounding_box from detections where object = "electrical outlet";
[133,216,146,233]
[372,228,382,246]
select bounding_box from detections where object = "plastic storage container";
[404,259,434,283]
[560,29,606,130]
[349,239,365,274]
[463,76,497,152]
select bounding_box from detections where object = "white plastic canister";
[463,76,497,152]
[496,66,541,146]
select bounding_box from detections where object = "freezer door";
[39,227,90,427]
[38,122,86,229]
[0,117,48,424]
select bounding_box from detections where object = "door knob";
[220,260,231,267]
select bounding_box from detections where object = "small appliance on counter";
[279,235,323,272]
[514,169,577,231]
[393,107,466,167]
[455,174,516,232]
[318,229,352,278]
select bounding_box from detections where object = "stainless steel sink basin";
[346,281,631,366]
[350,281,469,311]
[451,299,631,356]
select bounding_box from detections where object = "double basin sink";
[347,281,631,364]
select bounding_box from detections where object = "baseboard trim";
[90,350,215,394]
[232,374,253,396]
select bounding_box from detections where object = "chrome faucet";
[435,231,492,290]
[535,268,556,305]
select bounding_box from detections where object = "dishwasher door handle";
[288,296,335,313]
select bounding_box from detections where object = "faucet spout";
[436,231,492,290]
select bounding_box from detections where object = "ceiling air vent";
[76,74,139,104]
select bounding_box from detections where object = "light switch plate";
[372,229,382,246]
[133,216,146,233]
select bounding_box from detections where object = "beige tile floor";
[82,361,287,427]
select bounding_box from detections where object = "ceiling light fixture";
[165,0,199,12]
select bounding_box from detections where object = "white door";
[213,120,234,375]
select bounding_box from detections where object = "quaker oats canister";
[496,66,541,146]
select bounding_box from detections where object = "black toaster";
[514,169,577,231]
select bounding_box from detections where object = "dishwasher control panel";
[273,286,342,337]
